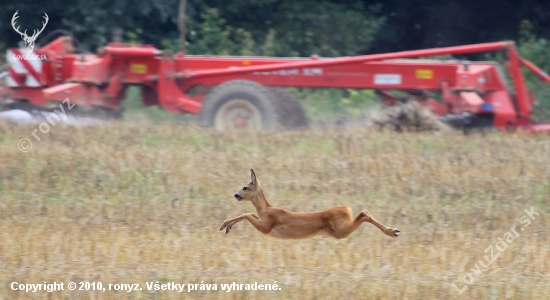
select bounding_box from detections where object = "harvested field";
[0,122,549,299]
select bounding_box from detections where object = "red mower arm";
[520,58,550,84]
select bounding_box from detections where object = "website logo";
[11,10,49,54]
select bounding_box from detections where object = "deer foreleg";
[219,213,261,234]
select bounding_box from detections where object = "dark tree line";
[370,0,550,53]
[1,0,549,56]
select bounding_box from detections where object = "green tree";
[182,9,257,55]
[208,0,385,57]
[1,0,178,52]
[517,20,550,115]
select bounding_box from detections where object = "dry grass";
[0,121,549,299]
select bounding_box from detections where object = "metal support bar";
[520,58,550,84]
[187,41,512,79]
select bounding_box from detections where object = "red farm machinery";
[1,35,550,132]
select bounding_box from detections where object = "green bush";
[517,20,550,119]
[122,86,197,123]
[161,9,263,56]
[288,88,380,124]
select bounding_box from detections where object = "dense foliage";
[2,0,550,55]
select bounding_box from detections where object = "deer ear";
[250,169,257,186]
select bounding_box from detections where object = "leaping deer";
[219,169,400,239]
[11,11,49,53]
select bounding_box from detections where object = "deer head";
[11,11,49,53]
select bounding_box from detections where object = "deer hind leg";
[362,209,400,237]
[328,209,400,239]
[328,211,367,239]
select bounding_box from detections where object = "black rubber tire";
[199,80,281,131]
[269,87,309,129]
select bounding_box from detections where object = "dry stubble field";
[0,122,549,299]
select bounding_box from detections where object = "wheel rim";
[214,99,262,131]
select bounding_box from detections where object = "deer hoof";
[220,220,230,231]
[385,228,400,237]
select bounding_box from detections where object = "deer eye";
[243,187,248,191]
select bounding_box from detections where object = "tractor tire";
[269,87,309,129]
[199,80,281,132]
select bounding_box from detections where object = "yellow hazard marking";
[242,61,251,66]
[416,69,433,79]
[130,64,147,74]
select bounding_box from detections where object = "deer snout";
[234,193,243,201]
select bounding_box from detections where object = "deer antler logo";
[11,11,49,53]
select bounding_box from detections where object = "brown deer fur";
[219,169,400,239]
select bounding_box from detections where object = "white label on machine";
[6,49,43,87]
[374,74,402,85]
[302,68,323,76]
